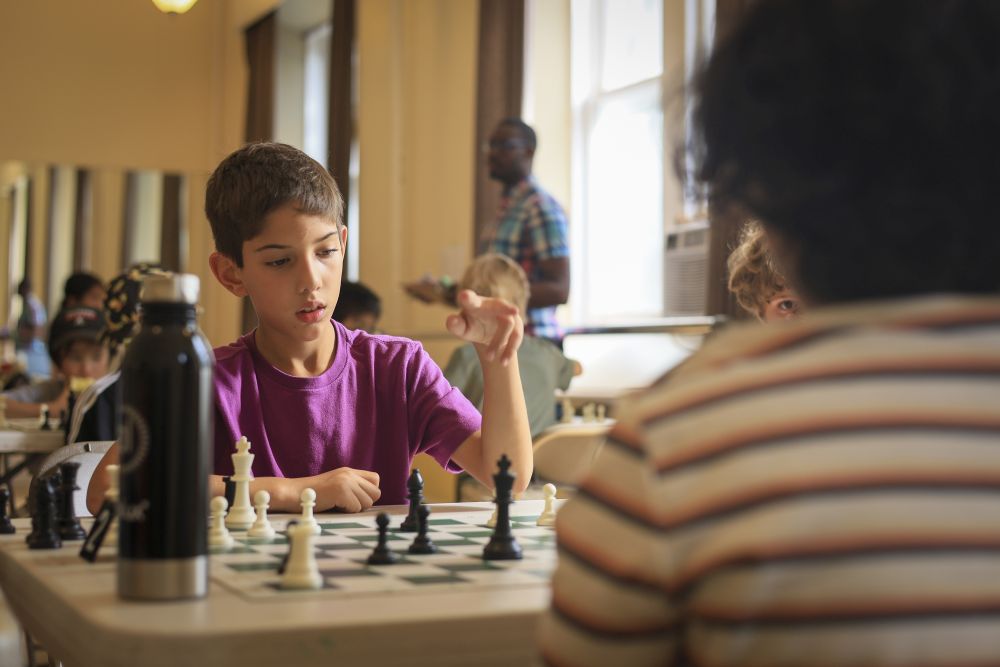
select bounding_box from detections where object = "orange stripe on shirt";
[650,411,1000,473]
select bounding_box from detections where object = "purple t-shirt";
[212,319,482,505]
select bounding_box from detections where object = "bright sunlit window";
[570,0,714,323]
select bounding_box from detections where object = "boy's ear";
[209,252,249,298]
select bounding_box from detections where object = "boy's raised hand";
[446,289,524,366]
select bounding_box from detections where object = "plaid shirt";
[479,177,569,340]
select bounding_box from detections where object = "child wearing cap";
[1,306,110,418]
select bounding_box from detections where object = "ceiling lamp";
[152,0,199,14]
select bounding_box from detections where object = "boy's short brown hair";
[205,142,344,266]
[459,253,530,314]
[727,221,788,320]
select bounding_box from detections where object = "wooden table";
[0,500,558,667]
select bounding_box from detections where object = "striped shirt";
[480,176,569,341]
[539,295,1000,667]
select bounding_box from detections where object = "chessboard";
[211,506,556,601]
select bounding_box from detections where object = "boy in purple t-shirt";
[87,142,532,515]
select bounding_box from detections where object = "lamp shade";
[152,0,199,14]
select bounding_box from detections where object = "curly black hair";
[693,0,1000,305]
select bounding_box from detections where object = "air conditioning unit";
[663,222,710,315]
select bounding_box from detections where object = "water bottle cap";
[140,274,200,305]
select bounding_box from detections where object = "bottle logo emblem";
[119,404,151,475]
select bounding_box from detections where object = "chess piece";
[581,402,596,423]
[208,496,234,550]
[299,488,321,535]
[0,488,15,534]
[367,512,400,565]
[483,455,522,560]
[280,521,322,590]
[408,505,437,554]
[399,468,424,532]
[39,404,51,430]
[0,395,6,428]
[560,396,574,423]
[225,436,256,530]
[486,503,498,528]
[536,483,557,527]
[104,464,120,548]
[247,490,276,540]
[27,476,62,549]
[596,403,607,422]
[56,462,87,540]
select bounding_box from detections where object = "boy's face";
[58,340,110,380]
[223,203,347,348]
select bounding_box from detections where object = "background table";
[0,500,558,667]
[0,424,65,516]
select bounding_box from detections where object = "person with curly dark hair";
[541,1,1000,665]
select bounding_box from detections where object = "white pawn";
[226,436,256,530]
[299,488,321,535]
[38,403,49,428]
[208,496,235,550]
[281,522,322,590]
[105,464,120,548]
[247,490,276,540]
[537,483,557,526]
[596,403,607,422]
[486,501,498,528]
[582,402,596,423]
[560,396,574,424]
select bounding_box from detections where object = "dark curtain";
[160,173,183,272]
[473,0,525,251]
[23,177,33,283]
[72,169,92,271]
[241,11,277,332]
[328,0,355,274]
[703,0,756,318]
[120,171,138,271]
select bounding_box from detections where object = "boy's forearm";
[477,348,533,493]
[210,474,300,512]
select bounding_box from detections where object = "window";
[569,0,714,323]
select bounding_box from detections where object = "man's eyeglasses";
[482,139,527,153]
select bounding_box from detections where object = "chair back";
[532,425,609,487]
[31,441,114,518]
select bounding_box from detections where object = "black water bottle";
[118,274,214,600]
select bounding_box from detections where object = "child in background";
[88,142,532,514]
[332,281,382,333]
[59,272,106,312]
[2,306,109,418]
[66,263,172,444]
[727,220,802,322]
[444,253,580,438]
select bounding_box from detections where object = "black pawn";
[0,488,14,534]
[26,476,61,549]
[367,512,399,565]
[277,520,299,575]
[39,405,51,430]
[399,469,424,532]
[408,505,437,555]
[483,455,522,560]
[56,462,87,541]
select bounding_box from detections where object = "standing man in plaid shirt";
[479,118,570,345]
[405,119,570,346]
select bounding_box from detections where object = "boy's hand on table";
[310,467,381,513]
[446,289,524,365]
